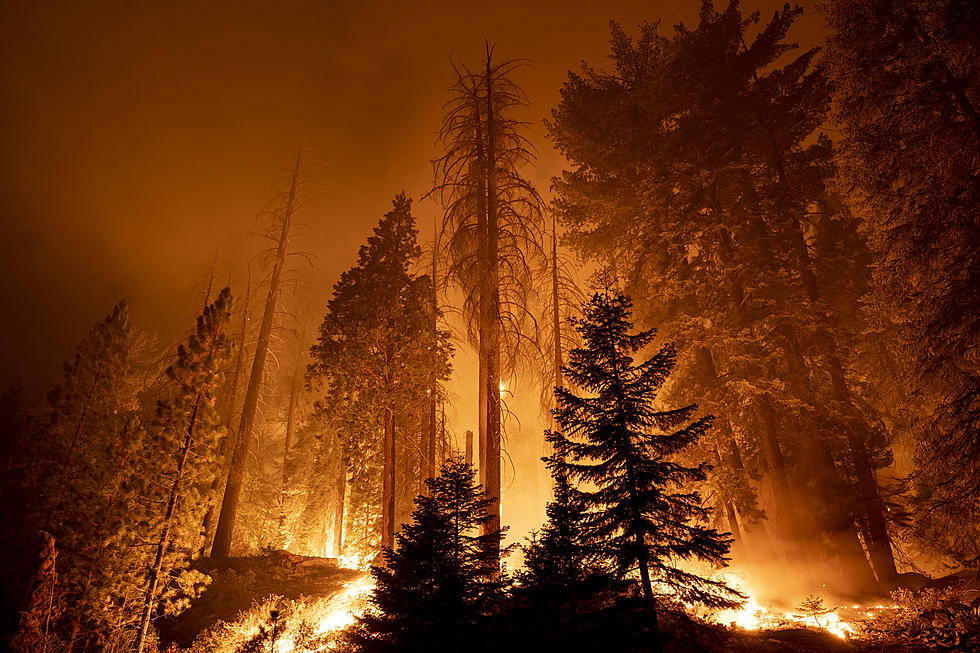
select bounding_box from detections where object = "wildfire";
[274,573,376,653]
[712,574,856,640]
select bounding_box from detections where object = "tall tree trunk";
[551,213,564,395]
[381,404,395,553]
[278,365,300,548]
[333,449,346,559]
[482,52,502,563]
[212,151,301,559]
[427,223,438,483]
[787,218,897,585]
[440,404,447,464]
[753,393,802,541]
[134,396,202,653]
[549,212,564,465]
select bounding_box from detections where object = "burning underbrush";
[187,574,374,653]
[701,569,980,651]
[162,552,980,652]
[157,551,366,650]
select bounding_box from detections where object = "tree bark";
[278,365,300,548]
[753,393,802,541]
[333,451,346,559]
[381,405,395,553]
[212,151,301,559]
[551,212,564,395]
[427,218,438,483]
[482,51,502,565]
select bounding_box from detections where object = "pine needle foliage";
[548,290,741,611]
[345,459,508,653]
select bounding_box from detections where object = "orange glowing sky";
[0,0,822,393]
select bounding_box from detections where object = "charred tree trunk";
[439,404,447,464]
[333,451,346,559]
[551,212,564,398]
[426,216,439,484]
[465,429,473,466]
[212,151,301,559]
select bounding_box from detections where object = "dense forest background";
[0,0,977,651]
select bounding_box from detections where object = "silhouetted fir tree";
[548,290,742,650]
[345,459,507,653]
[511,452,621,651]
[517,453,608,606]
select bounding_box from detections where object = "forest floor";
[158,554,979,652]
[157,551,361,649]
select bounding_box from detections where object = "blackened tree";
[511,451,617,650]
[549,290,741,649]
[345,459,507,653]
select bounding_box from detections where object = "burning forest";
[0,0,978,651]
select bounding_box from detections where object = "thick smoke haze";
[0,0,818,393]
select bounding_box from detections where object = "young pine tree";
[345,459,507,653]
[517,453,608,606]
[511,453,619,650]
[549,291,741,646]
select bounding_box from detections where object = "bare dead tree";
[211,150,306,559]
[429,44,546,563]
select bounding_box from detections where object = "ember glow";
[712,575,857,640]
[273,574,375,653]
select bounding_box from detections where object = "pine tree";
[308,193,452,557]
[823,0,980,564]
[21,301,154,649]
[512,452,618,650]
[134,288,234,652]
[345,459,507,653]
[549,1,896,588]
[549,290,742,650]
